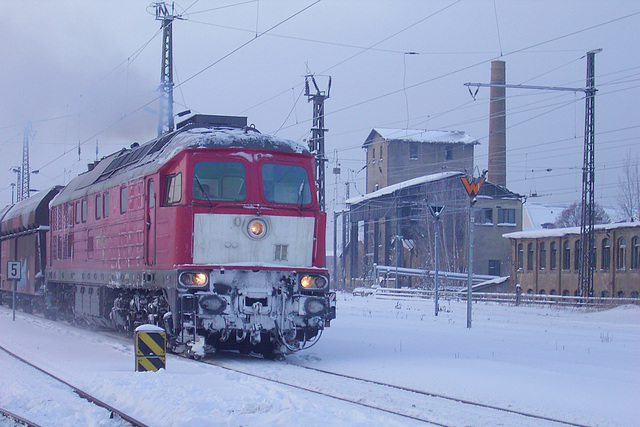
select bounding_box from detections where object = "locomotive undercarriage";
[37,269,334,359]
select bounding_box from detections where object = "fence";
[372,287,640,308]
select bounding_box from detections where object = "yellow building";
[504,222,640,298]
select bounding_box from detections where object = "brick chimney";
[488,60,506,187]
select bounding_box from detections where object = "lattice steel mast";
[154,2,177,136]
[305,74,331,211]
[19,123,33,202]
[578,49,601,298]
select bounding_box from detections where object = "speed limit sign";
[7,261,21,280]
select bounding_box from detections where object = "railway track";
[0,406,42,427]
[200,355,590,427]
[0,343,148,427]
[290,363,590,427]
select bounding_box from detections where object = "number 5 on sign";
[7,261,21,280]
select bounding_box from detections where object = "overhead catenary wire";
[31,0,322,175]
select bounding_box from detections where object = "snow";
[346,171,463,205]
[1,295,639,426]
[135,324,165,333]
[370,128,478,145]
[503,220,640,239]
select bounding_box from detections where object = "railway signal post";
[461,174,485,329]
[428,205,445,317]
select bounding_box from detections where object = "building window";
[445,147,453,161]
[75,201,81,224]
[550,241,557,270]
[380,147,383,162]
[409,143,418,160]
[631,236,640,269]
[574,240,581,271]
[618,237,626,270]
[120,186,127,214]
[601,238,610,270]
[527,243,534,271]
[475,208,493,225]
[590,238,597,269]
[488,260,500,276]
[517,243,524,270]
[539,242,546,270]
[563,240,571,270]
[497,208,516,225]
[372,148,376,164]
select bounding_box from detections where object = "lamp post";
[428,204,445,316]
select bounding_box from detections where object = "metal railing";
[372,287,640,308]
[373,264,499,285]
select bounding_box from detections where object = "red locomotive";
[0,114,336,358]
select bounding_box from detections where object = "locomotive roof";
[51,117,310,206]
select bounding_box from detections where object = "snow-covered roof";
[503,221,640,239]
[365,128,478,147]
[346,171,463,205]
[523,202,623,230]
[52,118,309,205]
[523,202,570,230]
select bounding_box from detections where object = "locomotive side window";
[262,164,311,205]
[120,186,127,214]
[192,162,245,201]
[103,192,109,218]
[81,199,87,223]
[148,180,155,208]
[96,194,102,220]
[164,173,182,205]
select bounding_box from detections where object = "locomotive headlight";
[300,275,328,290]
[179,271,209,287]
[301,275,314,288]
[247,219,267,239]
[193,272,208,286]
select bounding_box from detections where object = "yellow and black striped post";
[135,325,166,372]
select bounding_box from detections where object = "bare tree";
[617,154,640,221]
[555,201,611,228]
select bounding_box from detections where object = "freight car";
[0,114,336,358]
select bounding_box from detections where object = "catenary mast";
[305,75,331,211]
[154,2,177,136]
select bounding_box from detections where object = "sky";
[1,295,639,425]
[1,0,639,219]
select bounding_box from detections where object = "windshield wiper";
[297,181,305,209]
[194,175,213,208]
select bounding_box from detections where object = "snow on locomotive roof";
[52,119,309,204]
[155,127,309,163]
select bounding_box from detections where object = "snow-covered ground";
[1,294,639,426]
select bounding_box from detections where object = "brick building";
[504,222,640,298]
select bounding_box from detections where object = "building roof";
[503,221,640,240]
[346,171,521,206]
[522,202,623,230]
[522,202,569,230]
[345,171,463,205]
[363,128,478,147]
